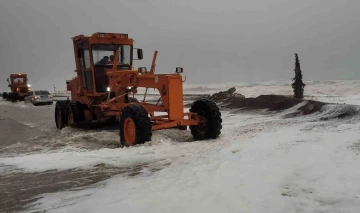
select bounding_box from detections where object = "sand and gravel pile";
[209,88,326,115]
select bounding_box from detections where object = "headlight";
[27,84,31,87]
[107,87,110,92]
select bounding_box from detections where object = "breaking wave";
[317,104,360,120]
[280,101,360,122]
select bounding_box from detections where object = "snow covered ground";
[1,80,360,213]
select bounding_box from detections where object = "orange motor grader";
[55,32,222,147]
[2,73,31,102]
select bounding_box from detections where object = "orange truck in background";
[2,74,31,102]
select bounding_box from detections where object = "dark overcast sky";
[0,0,359,91]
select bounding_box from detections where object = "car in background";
[24,90,53,106]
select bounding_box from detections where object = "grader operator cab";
[55,32,222,147]
[2,74,31,102]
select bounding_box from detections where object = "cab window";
[92,44,132,67]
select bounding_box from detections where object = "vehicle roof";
[72,32,133,45]
[10,74,27,77]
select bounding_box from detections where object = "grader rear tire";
[65,102,85,126]
[119,104,151,147]
[189,99,222,140]
[55,101,67,129]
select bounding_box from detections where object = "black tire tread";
[119,104,152,147]
[55,100,68,129]
[189,98,222,140]
[65,101,85,124]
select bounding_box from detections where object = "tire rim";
[124,117,136,146]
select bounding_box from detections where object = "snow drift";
[2,80,360,213]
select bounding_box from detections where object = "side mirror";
[7,78,9,81]
[175,67,183,73]
[137,49,143,60]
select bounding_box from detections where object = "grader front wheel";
[189,99,222,140]
[119,104,152,147]
[123,118,136,145]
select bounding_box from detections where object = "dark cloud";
[0,0,359,91]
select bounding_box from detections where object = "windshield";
[13,77,26,83]
[35,91,50,95]
[92,44,132,66]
